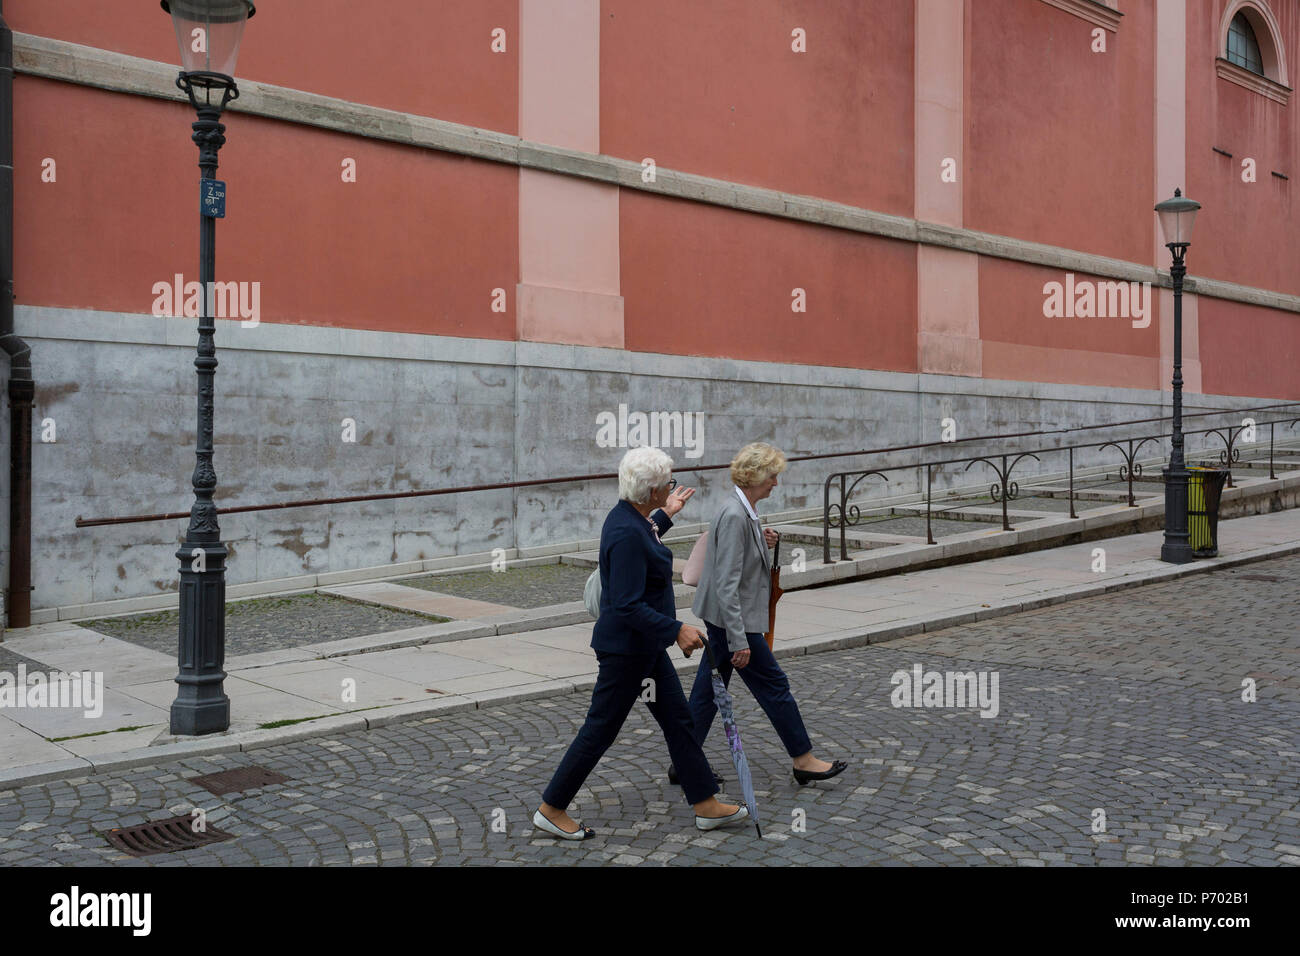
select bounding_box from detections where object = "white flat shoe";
[695,806,749,831]
[533,809,594,841]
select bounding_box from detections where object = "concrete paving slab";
[58,725,166,758]
[0,719,73,766]
[342,646,505,684]
[0,687,168,741]
[404,669,555,697]
[230,657,349,678]
[220,646,323,670]
[222,690,339,726]
[1,631,178,694]
[237,660,432,710]
[117,674,258,710]
[117,675,336,726]
[433,636,600,680]
[512,624,596,653]
[2,625,139,661]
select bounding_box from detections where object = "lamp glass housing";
[1155,189,1200,248]
[163,0,254,78]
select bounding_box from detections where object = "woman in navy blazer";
[534,447,749,840]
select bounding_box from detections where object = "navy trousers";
[687,622,813,759]
[543,648,720,809]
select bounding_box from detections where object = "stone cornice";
[14,32,1298,316]
[1215,57,1292,105]
[1037,0,1123,32]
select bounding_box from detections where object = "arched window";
[1227,12,1264,75]
[1216,2,1291,105]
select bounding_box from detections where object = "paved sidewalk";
[2,507,1299,790]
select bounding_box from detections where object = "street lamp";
[161,0,254,734]
[1155,187,1200,564]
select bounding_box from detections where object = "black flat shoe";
[793,759,848,786]
[668,764,725,786]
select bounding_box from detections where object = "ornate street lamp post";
[161,0,254,734]
[1155,188,1201,565]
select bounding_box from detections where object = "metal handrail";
[820,410,1300,563]
[74,399,1300,528]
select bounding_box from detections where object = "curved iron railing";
[819,406,1300,564]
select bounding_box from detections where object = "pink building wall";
[620,193,918,371]
[15,77,519,339]
[966,0,1157,265]
[8,0,520,132]
[600,0,915,217]
[6,0,1298,398]
[1186,0,1299,298]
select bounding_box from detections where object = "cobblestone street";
[1,556,1296,866]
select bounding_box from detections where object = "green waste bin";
[1187,465,1229,557]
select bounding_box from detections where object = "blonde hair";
[730,442,786,489]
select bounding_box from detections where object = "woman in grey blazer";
[680,442,847,786]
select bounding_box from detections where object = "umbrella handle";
[700,633,721,673]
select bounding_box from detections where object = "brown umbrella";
[764,532,784,650]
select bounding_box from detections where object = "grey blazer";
[692,491,772,653]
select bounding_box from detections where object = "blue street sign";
[201,179,227,219]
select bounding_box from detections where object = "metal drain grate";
[189,765,288,796]
[106,815,235,857]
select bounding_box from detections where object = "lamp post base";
[169,691,231,736]
[1160,466,1195,564]
[170,542,231,735]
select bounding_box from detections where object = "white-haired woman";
[681,442,847,786]
[534,446,749,839]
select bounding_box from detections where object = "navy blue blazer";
[591,499,680,656]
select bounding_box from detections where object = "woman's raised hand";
[661,486,696,518]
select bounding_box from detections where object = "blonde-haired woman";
[675,442,848,786]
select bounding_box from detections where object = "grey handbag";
[583,568,601,619]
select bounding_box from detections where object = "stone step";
[1013,485,1135,501]
[769,523,921,549]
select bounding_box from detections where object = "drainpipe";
[0,1,34,630]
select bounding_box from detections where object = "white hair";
[618,446,673,504]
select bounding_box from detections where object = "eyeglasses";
[664,478,677,491]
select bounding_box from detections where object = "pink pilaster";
[1154,0,1201,393]
[518,0,624,348]
[915,0,980,376]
